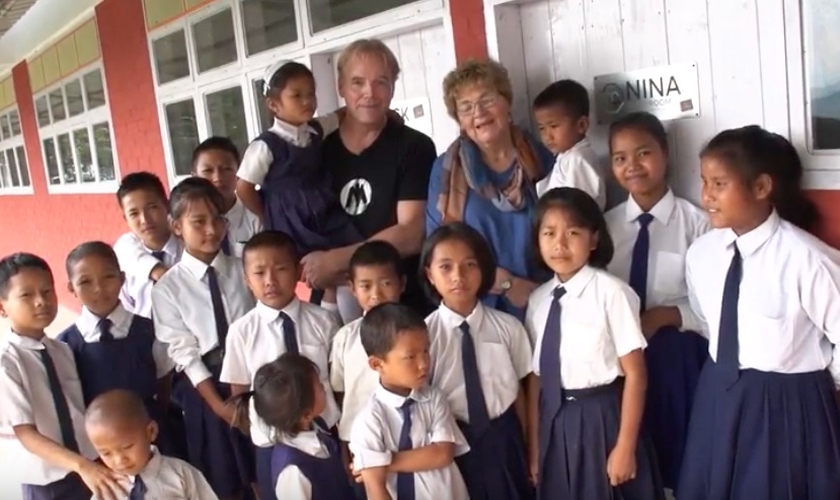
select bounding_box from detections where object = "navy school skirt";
[643,326,708,488]
[172,363,255,498]
[677,362,840,500]
[538,379,665,500]
[21,473,89,500]
[455,406,533,500]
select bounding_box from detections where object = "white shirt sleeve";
[275,465,313,500]
[799,254,840,388]
[545,154,605,210]
[151,285,212,386]
[508,321,533,380]
[219,326,250,386]
[182,461,220,500]
[151,340,175,378]
[329,327,348,393]
[0,354,34,426]
[429,390,469,455]
[114,233,161,282]
[350,410,393,470]
[605,285,648,357]
[237,139,273,185]
[684,251,709,339]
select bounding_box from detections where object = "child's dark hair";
[242,230,299,264]
[65,241,120,279]
[0,253,53,298]
[265,62,314,99]
[419,222,496,303]
[232,353,319,437]
[116,172,168,208]
[169,177,226,220]
[192,136,241,167]
[532,187,614,269]
[349,240,403,280]
[701,125,819,231]
[608,111,668,154]
[533,79,590,119]
[360,303,427,358]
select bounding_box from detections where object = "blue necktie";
[206,266,229,350]
[539,287,566,418]
[220,233,232,256]
[717,243,742,387]
[459,321,490,435]
[279,312,299,355]
[98,318,114,342]
[129,475,147,499]
[397,399,415,500]
[40,347,80,453]
[151,250,166,263]
[629,212,654,312]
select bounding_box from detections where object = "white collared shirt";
[151,251,254,386]
[220,299,340,446]
[273,427,333,499]
[535,137,606,210]
[0,334,97,485]
[91,447,218,500]
[426,302,532,422]
[224,197,262,258]
[351,384,469,500]
[115,233,182,319]
[237,114,340,186]
[686,211,840,386]
[526,266,648,389]
[73,304,174,378]
[605,190,711,331]
[330,317,378,441]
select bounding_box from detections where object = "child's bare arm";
[360,466,392,500]
[236,179,263,220]
[388,442,454,472]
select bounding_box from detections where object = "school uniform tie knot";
[129,475,147,500]
[717,242,743,387]
[458,321,491,435]
[278,312,299,355]
[540,286,566,419]
[397,398,415,500]
[552,286,567,302]
[151,250,166,263]
[98,318,114,342]
[630,212,654,312]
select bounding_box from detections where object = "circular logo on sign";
[339,178,372,216]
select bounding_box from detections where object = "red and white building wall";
[0,0,836,327]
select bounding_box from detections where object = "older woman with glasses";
[426,59,554,320]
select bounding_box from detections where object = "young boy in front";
[533,79,606,209]
[350,303,469,500]
[85,389,217,499]
[0,253,124,500]
[191,137,262,259]
[113,172,182,318]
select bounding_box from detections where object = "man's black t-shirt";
[323,120,437,313]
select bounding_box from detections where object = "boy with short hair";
[533,79,606,209]
[350,303,469,500]
[113,172,182,318]
[85,389,217,499]
[0,253,124,500]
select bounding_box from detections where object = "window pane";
[242,0,297,55]
[153,30,190,85]
[36,97,50,127]
[49,89,66,122]
[65,80,85,117]
[6,149,19,186]
[193,9,237,73]
[93,123,116,181]
[83,70,106,109]
[16,146,29,186]
[0,115,9,140]
[308,0,415,33]
[9,110,21,136]
[43,138,60,185]
[57,133,76,184]
[0,153,8,188]
[165,100,199,176]
[73,128,95,183]
[206,86,249,157]
[252,78,274,130]
[805,0,840,150]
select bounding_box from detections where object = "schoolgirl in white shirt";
[526,187,664,500]
[151,177,255,500]
[604,112,710,489]
[421,222,532,500]
[219,229,341,500]
[677,126,840,500]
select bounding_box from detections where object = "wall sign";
[594,63,701,124]
[391,97,433,137]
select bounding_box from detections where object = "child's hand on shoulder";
[77,459,128,500]
[606,442,637,486]
[640,306,681,338]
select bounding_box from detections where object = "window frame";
[32,62,119,194]
[0,106,33,195]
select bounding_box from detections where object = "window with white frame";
[34,65,118,193]
[148,0,437,183]
[0,107,32,194]
[801,0,840,152]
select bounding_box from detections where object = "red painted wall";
[808,191,840,248]
[449,0,488,61]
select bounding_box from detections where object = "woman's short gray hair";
[337,39,401,82]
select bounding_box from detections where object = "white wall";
[486,0,800,206]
